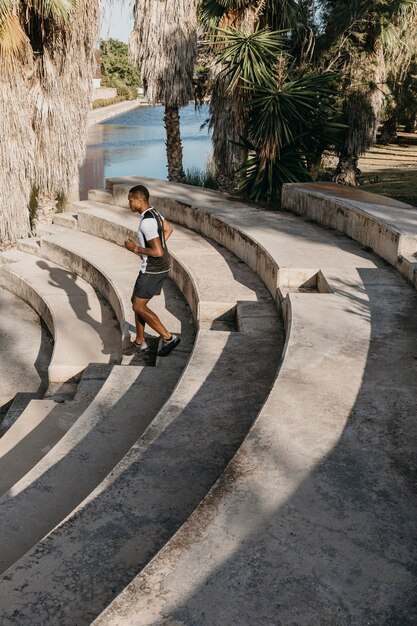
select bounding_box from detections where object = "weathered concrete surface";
[281,182,417,269]
[0,298,282,625]
[0,288,50,411]
[0,249,121,382]
[0,360,186,575]
[1,179,417,625]
[0,399,79,496]
[78,178,417,626]
[66,200,262,327]
[94,274,417,626]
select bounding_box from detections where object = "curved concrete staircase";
[0,179,416,625]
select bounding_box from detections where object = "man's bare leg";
[133,297,171,341]
[134,312,146,345]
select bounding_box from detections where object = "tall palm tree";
[130,0,199,182]
[30,0,99,230]
[0,0,99,242]
[319,0,417,185]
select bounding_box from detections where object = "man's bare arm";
[163,218,173,241]
[125,236,163,257]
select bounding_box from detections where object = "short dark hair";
[129,184,150,201]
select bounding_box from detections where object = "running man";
[124,184,181,357]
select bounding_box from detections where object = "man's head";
[128,185,150,213]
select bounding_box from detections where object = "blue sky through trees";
[101,2,133,43]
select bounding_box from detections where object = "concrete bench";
[281,182,417,286]
[0,249,121,382]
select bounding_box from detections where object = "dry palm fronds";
[31,0,99,201]
[0,5,33,243]
[0,0,99,240]
[130,0,199,108]
[0,1,27,67]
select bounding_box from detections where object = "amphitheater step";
[0,203,283,623]
[86,176,416,626]
[0,287,52,419]
[53,212,79,229]
[87,188,114,205]
[0,359,184,576]
[0,398,80,496]
[0,315,284,624]
[62,199,263,327]
[0,249,122,382]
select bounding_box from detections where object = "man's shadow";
[37,260,121,362]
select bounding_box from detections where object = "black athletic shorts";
[131,271,169,300]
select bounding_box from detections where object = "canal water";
[80,103,212,198]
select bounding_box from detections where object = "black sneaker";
[157,334,181,357]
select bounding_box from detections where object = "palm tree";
[30,0,99,230]
[319,0,417,185]
[1,1,36,244]
[200,0,304,191]
[130,0,199,182]
[0,0,99,242]
[212,24,341,202]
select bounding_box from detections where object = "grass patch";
[358,133,417,207]
[359,169,417,206]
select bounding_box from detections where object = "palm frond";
[29,0,76,22]
[214,26,287,89]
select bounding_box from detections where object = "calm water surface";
[80,104,212,197]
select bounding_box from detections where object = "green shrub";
[184,158,218,190]
[107,78,137,100]
[92,96,126,109]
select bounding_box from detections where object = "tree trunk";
[0,66,33,244]
[333,154,361,186]
[33,193,58,234]
[164,106,185,182]
[379,115,398,144]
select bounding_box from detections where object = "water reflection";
[79,104,212,198]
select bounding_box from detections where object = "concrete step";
[0,249,121,382]
[0,287,52,416]
[0,363,112,497]
[1,393,38,435]
[0,399,80,496]
[38,224,193,349]
[96,280,417,626]
[0,200,283,623]
[53,212,79,229]
[0,314,284,623]
[87,188,114,205]
[0,359,185,576]
[81,177,417,625]
[63,200,263,328]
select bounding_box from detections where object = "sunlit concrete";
[0,249,121,382]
